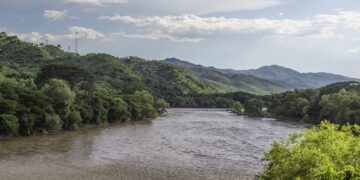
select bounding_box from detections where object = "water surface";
[0,109,307,180]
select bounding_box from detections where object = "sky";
[1,0,360,77]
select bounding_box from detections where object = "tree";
[230,101,243,115]
[41,79,76,129]
[0,114,19,136]
[154,99,170,113]
[319,89,360,125]
[126,90,157,120]
[65,108,82,130]
[244,98,264,117]
[108,97,130,123]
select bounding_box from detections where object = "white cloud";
[100,14,312,35]
[66,0,284,13]
[100,11,360,43]
[11,26,105,43]
[110,31,202,43]
[69,26,105,40]
[130,0,285,14]
[63,0,128,6]
[347,47,360,53]
[43,10,68,20]
[15,32,44,42]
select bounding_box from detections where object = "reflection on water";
[0,109,307,180]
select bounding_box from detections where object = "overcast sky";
[1,0,360,77]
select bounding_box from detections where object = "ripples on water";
[0,109,307,180]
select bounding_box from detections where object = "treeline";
[264,81,360,125]
[224,81,360,125]
[0,62,169,136]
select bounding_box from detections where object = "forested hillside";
[164,58,285,95]
[164,58,358,91]
[0,33,218,136]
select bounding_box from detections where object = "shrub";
[0,114,19,136]
[260,121,360,180]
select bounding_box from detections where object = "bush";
[154,99,170,113]
[229,101,243,115]
[260,121,360,180]
[108,97,130,123]
[244,98,264,117]
[43,113,61,131]
[0,114,19,136]
[41,79,75,119]
[64,109,82,130]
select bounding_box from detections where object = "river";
[0,109,307,180]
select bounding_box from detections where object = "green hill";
[0,33,216,106]
[163,58,285,95]
[0,32,53,63]
[0,33,220,136]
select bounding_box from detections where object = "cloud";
[10,26,105,43]
[110,31,202,43]
[347,47,360,53]
[100,11,360,43]
[63,0,128,6]
[129,0,285,14]
[43,10,68,20]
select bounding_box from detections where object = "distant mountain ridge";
[164,58,359,92]
[237,65,359,89]
[164,58,285,95]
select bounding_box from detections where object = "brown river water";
[0,109,307,180]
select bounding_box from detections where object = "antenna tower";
[75,32,78,53]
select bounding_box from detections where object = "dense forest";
[227,81,360,126]
[0,33,190,136]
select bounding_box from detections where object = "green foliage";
[154,99,170,113]
[41,79,76,122]
[267,89,315,118]
[42,45,66,59]
[260,121,360,180]
[264,84,360,126]
[43,113,61,131]
[36,64,95,90]
[319,89,360,125]
[126,90,158,120]
[0,114,19,136]
[229,101,243,115]
[0,34,53,64]
[108,97,130,123]
[65,108,82,130]
[244,98,264,117]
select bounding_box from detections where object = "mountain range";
[164,58,359,94]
